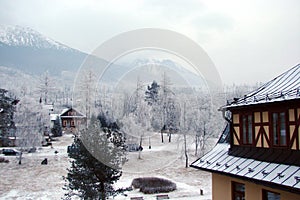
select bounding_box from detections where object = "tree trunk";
[100,181,105,200]
[195,133,200,156]
[184,133,188,168]
[161,132,164,143]
[138,135,143,159]
[18,152,22,165]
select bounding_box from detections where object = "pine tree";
[0,88,18,147]
[145,81,160,106]
[64,115,127,199]
[51,116,62,137]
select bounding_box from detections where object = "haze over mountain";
[0,25,87,75]
[102,58,207,89]
[0,25,209,92]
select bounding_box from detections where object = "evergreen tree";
[51,116,62,137]
[165,98,179,133]
[145,81,160,106]
[64,115,127,199]
[0,88,18,147]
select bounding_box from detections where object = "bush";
[0,157,9,163]
[131,177,176,194]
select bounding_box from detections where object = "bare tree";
[14,96,48,164]
[74,69,97,128]
[37,71,56,104]
[121,79,150,159]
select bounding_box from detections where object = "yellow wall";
[212,173,300,200]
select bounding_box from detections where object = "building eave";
[191,164,300,195]
[190,143,300,194]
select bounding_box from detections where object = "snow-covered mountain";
[0,25,70,51]
[101,58,208,89]
[0,25,87,75]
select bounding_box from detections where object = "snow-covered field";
[0,135,72,200]
[0,133,214,200]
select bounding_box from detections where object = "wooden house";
[60,108,86,133]
[191,64,300,200]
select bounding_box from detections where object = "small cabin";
[191,64,300,200]
[60,108,86,133]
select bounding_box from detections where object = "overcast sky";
[0,0,299,84]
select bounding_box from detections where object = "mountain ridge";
[0,25,74,51]
[0,24,87,76]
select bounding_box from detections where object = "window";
[63,120,67,126]
[263,190,280,200]
[232,182,245,200]
[272,112,287,146]
[242,114,253,145]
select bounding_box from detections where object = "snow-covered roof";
[223,63,300,109]
[60,108,69,115]
[191,124,300,193]
[60,107,86,118]
[50,114,59,121]
[191,143,300,193]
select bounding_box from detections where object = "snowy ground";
[0,133,214,200]
[0,135,72,200]
[115,133,213,200]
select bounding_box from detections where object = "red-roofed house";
[60,108,86,133]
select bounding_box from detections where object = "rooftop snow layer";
[223,63,300,109]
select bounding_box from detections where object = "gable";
[60,108,85,118]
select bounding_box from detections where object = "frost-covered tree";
[64,115,127,199]
[14,95,49,164]
[75,69,97,127]
[37,71,56,104]
[14,97,49,144]
[122,79,150,158]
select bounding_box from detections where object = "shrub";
[0,157,9,163]
[131,177,176,194]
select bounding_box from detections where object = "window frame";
[262,189,280,200]
[240,113,254,145]
[232,181,245,200]
[271,111,288,147]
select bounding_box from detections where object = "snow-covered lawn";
[0,134,72,200]
[115,133,213,199]
[0,133,214,199]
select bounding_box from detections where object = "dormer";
[191,64,300,199]
[222,64,300,165]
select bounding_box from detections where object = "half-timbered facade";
[191,64,300,200]
[60,108,86,133]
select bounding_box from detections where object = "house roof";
[60,107,86,118]
[223,63,300,109]
[50,114,59,121]
[190,125,300,193]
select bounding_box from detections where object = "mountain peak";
[0,24,70,51]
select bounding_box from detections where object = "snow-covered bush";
[131,177,176,194]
